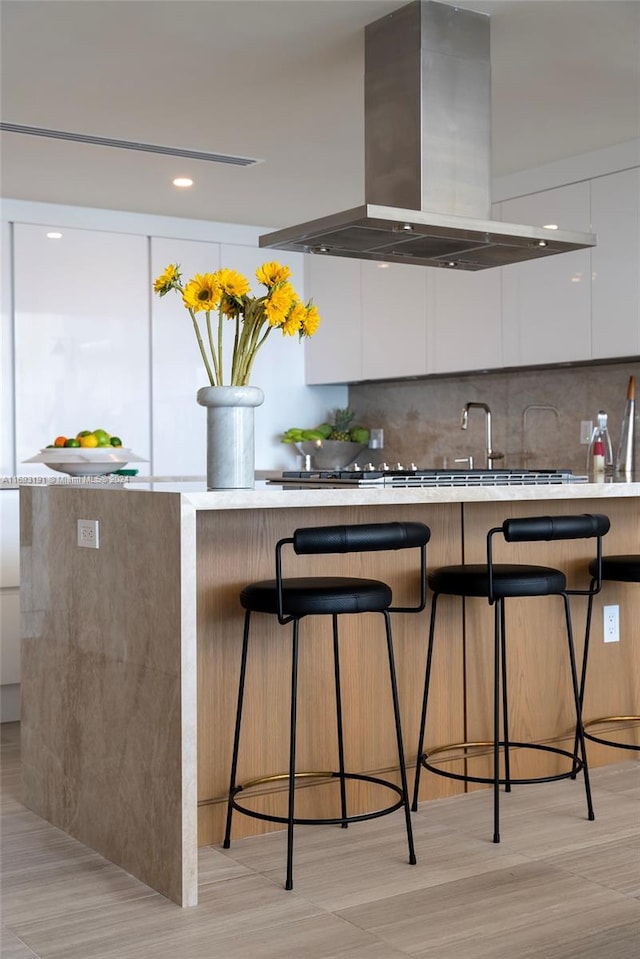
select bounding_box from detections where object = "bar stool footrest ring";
[583,716,640,752]
[419,740,585,786]
[229,770,406,827]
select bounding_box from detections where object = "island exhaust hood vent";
[259,0,596,271]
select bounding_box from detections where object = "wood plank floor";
[2,721,639,959]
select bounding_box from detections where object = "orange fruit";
[54,436,67,448]
[79,434,99,448]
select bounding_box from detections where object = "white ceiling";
[1,0,639,229]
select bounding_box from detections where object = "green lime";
[76,430,91,438]
[110,436,123,447]
[96,436,111,447]
[65,438,80,448]
[93,428,111,443]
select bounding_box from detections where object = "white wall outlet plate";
[77,519,100,549]
[603,604,619,643]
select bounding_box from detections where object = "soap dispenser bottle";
[586,411,613,480]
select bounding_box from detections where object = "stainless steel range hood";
[259,0,596,271]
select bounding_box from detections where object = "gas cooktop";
[271,468,588,488]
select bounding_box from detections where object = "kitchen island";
[19,480,640,905]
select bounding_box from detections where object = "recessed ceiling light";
[543,224,559,230]
[46,231,63,239]
[173,177,193,188]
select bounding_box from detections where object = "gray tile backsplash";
[349,361,640,475]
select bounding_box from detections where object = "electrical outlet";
[77,519,100,549]
[580,420,593,444]
[603,604,619,643]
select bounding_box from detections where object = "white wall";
[0,200,348,720]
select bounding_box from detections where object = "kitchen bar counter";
[19,481,640,905]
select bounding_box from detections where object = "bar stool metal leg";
[412,593,439,811]
[383,609,416,865]
[562,594,595,822]
[223,609,252,849]
[493,601,501,843]
[285,619,300,890]
[332,614,348,828]
[500,601,512,794]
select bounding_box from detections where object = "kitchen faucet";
[460,402,504,469]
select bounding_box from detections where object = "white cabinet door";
[428,267,502,373]
[304,256,362,384]
[501,183,592,366]
[591,169,640,359]
[361,261,428,379]
[13,224,150,474]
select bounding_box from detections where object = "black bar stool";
[223,520,430,890]
[579,554,640,751]
[412,513,610,843]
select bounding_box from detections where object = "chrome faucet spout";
[461,402,503,469]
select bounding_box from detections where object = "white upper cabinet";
[428,267,502,373]
[361,260,428,379]
[305,256,363,384]
[13,223,150,473]
[501,182,592,366]
[590,168,640,359]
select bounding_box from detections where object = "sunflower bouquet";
[153,261,320,386]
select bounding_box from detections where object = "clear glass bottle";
[586,410,613,480]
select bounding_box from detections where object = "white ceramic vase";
[197,385,264,490]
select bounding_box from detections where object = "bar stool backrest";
[487,513,611,604]
[499,514,611,543]
[290,522,431,555]
[275,521,431,622]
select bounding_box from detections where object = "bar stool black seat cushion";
[241,577,393,616]
[589,554,640,582]
[428,563,566,598]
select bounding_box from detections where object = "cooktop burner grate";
[273,469,588,488]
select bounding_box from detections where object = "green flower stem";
[205,312,221,385]
[217,309,225,385]
[230,316,241,384]
[241,326,271,384]
[190,310,215,386]
[233,302,260,385]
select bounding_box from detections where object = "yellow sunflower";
[152,259,320,386]
[256,261,292,288]
[301,303,321,337]
[216,269,250,298]
[153,263,181,295]
[215,269,250,318]
[264,282,296,327]
[283,300,305,336]
[182,273,220,313]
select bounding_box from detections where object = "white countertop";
[12,474,640,509]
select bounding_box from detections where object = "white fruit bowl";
[23,447,147,476]
[295,440,368,470]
